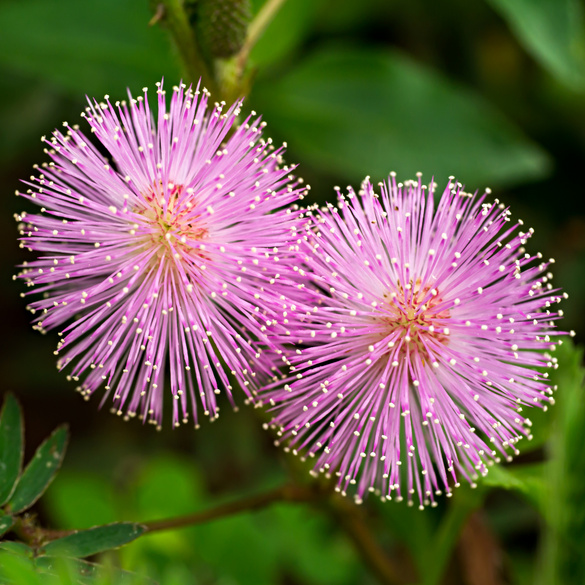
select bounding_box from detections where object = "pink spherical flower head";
[16,80,308,429]
[263,174,566,507]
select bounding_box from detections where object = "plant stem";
[265,421,402,584]
[32,475,402,585]
[234,0,288,79]
[155,0,216,93]
[143,483,313,532]
[144,479,402,585]
[328,495,402,585]
[422,487,483,585]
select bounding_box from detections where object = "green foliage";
[0,542,34,557]
[131,455,207,521]
[189,505,357,585]
[537,340,585,584]
[0,552,155,585]
[487,0,585,91]
[421,488,485,585]
[481,463,546,513]
[42,524,146,559]
[0,394,23,506]
[43,473,118,531]
[0,550,42,585]
[377,498,437,572]
[0,0,178,97]
[6,426,68,515]
[0,395,147,585]
[111,455,361,585]
[0,516,14,539]
[270,504,358,584]
[252,45,551,190]
[249,0,322,68]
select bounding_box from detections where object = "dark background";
[1,0,584,583]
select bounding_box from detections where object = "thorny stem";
[234,0,288,81]
[153,0,217,94]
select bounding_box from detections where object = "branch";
[142,477,403,585]
[28,474,403,585]
[143,483,313,532]
[328,496,402,585]
[264,426,403,584]
[153,0,217,94]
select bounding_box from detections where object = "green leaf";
[0,0,178,97]
[6,426,68,515]
[42,523,146,559]
[196,503,356,585]
[34,556,90,580]
[486,0,585,91]
[537,340,585,584]
[36,556,77,585]
[252,46,551,190]
[0,542,34,557]
[250,0,322,68]
[0,551,42,585]
[0,514,14,538]
[0,394,24,506]
[35,556,157,585]
[481,463,546,512]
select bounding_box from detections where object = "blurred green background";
[1,0,585,583]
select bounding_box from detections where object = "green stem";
[155,0,217,93]
[328,495,402,585]
[234,0,288,80]
[422,487,484,585]
[30,472,402,585]
[264,415,402,584]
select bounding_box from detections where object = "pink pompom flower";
[263,174,565,507]
[16,80,307,429]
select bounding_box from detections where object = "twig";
[143,478,402,585]
[27,484,313,543]
[143,483,313,532]
[234,0,288,79]
[26,475,403,585]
